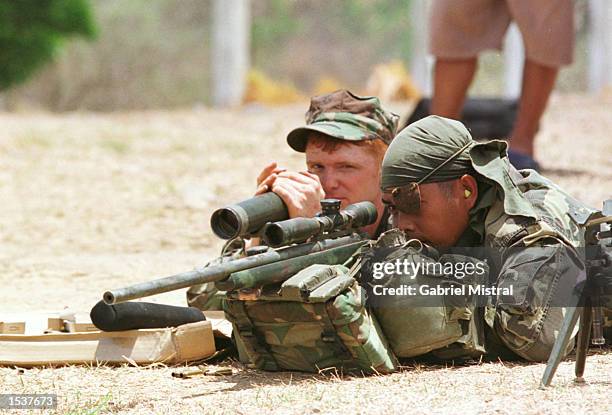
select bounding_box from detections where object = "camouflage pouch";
[360,230,488,359]
[223,264,398,373]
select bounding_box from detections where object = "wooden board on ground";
[0,320,215,367]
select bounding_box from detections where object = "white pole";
[588,0,612,93]
[211,0,250,107]
[503,23,524,99]
[409,0,432,96]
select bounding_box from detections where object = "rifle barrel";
[216,240,364,291]
[103,234,364,304]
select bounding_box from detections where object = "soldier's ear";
[459,174,478,209]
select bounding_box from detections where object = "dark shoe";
[507,150,540,171]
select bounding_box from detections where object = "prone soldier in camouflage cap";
[187,90,399,310]
[377,115,598,361]
[256,89,399,237]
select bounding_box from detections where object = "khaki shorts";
[429,0,574,67]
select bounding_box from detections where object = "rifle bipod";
[540,200,612,387]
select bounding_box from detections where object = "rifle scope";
[210,192,289,239]
[262,199,378,247]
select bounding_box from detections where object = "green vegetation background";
[0,0,95,91]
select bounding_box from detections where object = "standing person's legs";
[508,61,558,156]
[506,0,574,162]
[431,58,478,119]
[429,0,510,119]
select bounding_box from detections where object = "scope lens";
[263,223,285,247]
[211,209,240,239]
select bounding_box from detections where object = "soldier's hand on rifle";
[255,162,325,218]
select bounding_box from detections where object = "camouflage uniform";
[380,115,595,361]
[475,167,588,360]
[188,90,399,311]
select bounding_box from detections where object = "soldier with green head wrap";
[378,115,597,361]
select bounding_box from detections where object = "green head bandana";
[381,115,538,220]
[381,115,474,188]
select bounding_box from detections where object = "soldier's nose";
[322,176,339,191]
[395,215,416,233]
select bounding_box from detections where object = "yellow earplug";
[464,189,472,198]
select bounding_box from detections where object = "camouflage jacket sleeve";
[490,235,584,361]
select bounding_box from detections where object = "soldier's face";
[305,142,382,211]
[383,180,471,247]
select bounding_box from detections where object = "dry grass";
[1,94,611,414]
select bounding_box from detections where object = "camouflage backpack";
[223,264,398,374]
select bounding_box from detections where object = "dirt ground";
[0,94,611,414]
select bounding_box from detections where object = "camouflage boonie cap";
[286,89,400,152]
